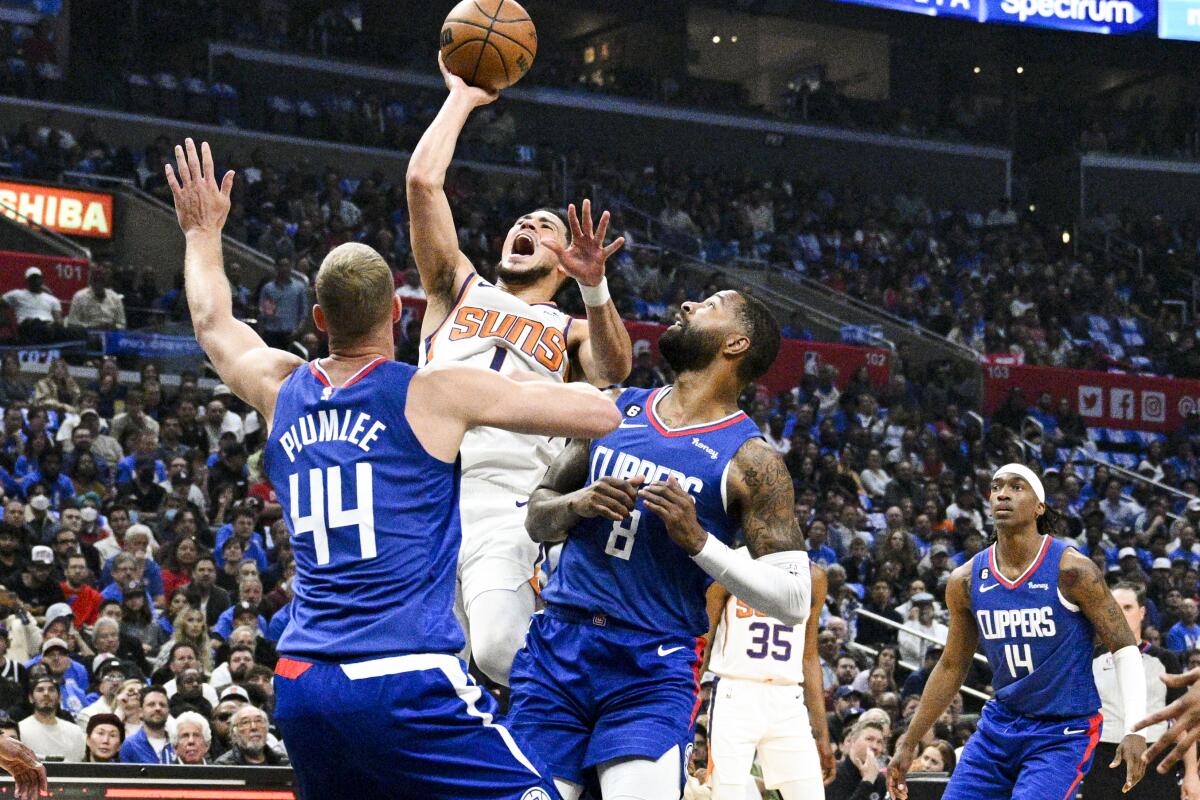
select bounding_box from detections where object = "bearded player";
[512,292,819,798]
[407,54,631,687]
[888,465,1148,800]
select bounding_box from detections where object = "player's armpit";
[1060,549,1138,652]
[727,439,805,557]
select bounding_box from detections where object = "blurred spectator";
[172,710,212,765]
[827,717,887,800]
[66,267,126,330]
[1,268,63,344]
[83,713,123,763]
[118,686,174,763]
[213,705,287,765]
[19,676,85,761]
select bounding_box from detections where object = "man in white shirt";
[2,268,63,343]
[897,593,948,664]
[65,266,126,330]
[18,677,86,761]
[161,644,219,707]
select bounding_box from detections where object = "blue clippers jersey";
[541,386,762,636]
[266,359,464,661]
[970,536,1100,719]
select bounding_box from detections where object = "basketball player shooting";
[406,53,632,688]
[888,464,1147,800]
[509,292,814,799]
[167,138,621,799]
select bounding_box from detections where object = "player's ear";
[312,305,327,333]
[391,294,401,324]
[724,332,750,359]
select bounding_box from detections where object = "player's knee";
[472,628,521,684]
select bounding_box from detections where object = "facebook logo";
[1110,388,1135,421]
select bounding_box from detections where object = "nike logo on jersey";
[657,645,686,657]
[1063,727,1086,735]
[979,583,999,592]
[515,500,529,508]
[618,422,648,429]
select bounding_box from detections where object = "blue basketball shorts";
[507,607,704,787]
[942,700,1102,800]
[273,653,560,800]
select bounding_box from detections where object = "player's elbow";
[579,401,622,438]
[405,169,443,194]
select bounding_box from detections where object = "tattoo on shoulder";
[734,440,803,557]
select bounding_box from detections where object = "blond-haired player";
[703,549,835,798]
[407,55,632,686]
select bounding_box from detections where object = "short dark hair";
[141,685,169,704]
[232,506,256,522]
[170,642,197,661]
[733,292,780,382]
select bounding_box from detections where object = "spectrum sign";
[829,0,1175,36]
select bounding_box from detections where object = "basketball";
[440,0,537,93]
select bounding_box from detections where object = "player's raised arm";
[803,564,837,784]
[406,364,620,465]
[405,55,497,323]
[165,139,302,421]
[641,438,809,625]
[1060,551,1147,791]
[524,433,643,544]
[549,200,632,387]
[888,565,979,800]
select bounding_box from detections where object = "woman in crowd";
[853,645,900,694]
[153,606,214,674]
[114,678,144,736]
[913,739,956,775]
[84,713,124,763]
[160,536,203,596]
[118,585,162,653]
[0,353,32,405]
[69,452,108,498]
[33,358,81,414]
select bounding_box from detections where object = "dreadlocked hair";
[1036,504,1069,538]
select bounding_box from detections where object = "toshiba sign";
[0,181,113,239]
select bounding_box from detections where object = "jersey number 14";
[1004,643,1034,679]
[289,463,376,565]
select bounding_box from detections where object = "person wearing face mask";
[158,456,206,517]
[24,492,58,545]
[74,500,105,548]
[20,450,75,514]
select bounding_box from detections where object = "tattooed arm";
[640,438,809,624]
[1060,548,1147,793]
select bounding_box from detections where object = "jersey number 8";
[604,510,642,560]
[290,463,376,565]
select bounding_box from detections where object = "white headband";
[991,463,1045,503]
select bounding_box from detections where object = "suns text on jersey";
[590,444,704,494]
[975,606,1057,640]
[278,408,387,463]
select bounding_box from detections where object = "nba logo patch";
[625,404,642,418]
[521,790,552,800]
[980,568,989,581]
[321,386,333,401]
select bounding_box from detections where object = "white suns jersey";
[419,273,573,493]
[709,549,811,685]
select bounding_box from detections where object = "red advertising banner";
[0,251,90,305]
[396,296,892,395]
[983,362,1200,433]
[0,181,114,239]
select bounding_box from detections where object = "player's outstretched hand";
[0,735,47,800]
[640,477,706,555]
[164,139,234,238]
[886,736,917,800]
[541,200,626,289]
[568,476,643,522]
[438,52,498,108]
[1135,674,1200,772]
[1110,733,1146,792]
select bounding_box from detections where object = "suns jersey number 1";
[709,548,811,685]
[419,274,573,493]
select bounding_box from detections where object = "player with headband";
[888,463,1148,800]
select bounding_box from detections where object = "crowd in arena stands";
[4,111,1200,793]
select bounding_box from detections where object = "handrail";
[60,170,138,188]
[0,197,92,261]
[853,607,990,667]
[847,641,992,703]
[1017,435,1191,520]
[787,274,980,362]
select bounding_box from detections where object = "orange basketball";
[440,0,537,93]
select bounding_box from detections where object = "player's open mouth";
[513,232,537,256]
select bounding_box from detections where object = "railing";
[0,194,93,261]
[847,639,992,704]
[854,607,990,670]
